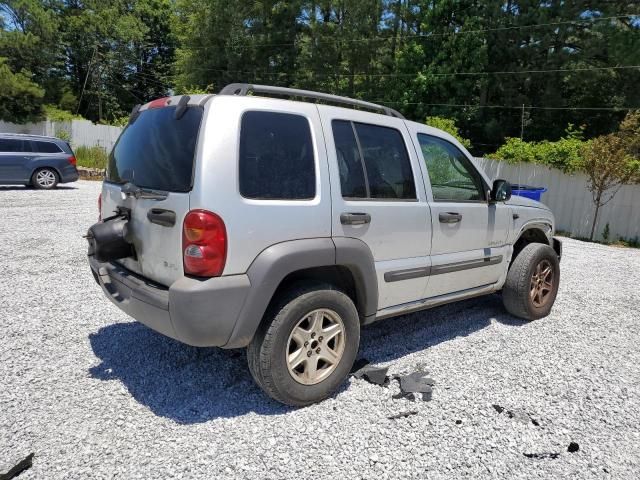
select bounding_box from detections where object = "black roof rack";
[219,83,405,119]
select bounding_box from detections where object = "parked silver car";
[0,133,79,188]
[87,84,561,405]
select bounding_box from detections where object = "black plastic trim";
[431,255,503,275]
[384,267,431,283]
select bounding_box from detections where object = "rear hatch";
[101,98,205,286]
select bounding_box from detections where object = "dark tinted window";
[332,120,367,198]
[32,141,62,153]
[107,106,203,192]
[417,134,485,202]
[239,111,315,200]
[331,120,416,200]
[0,139,26,153]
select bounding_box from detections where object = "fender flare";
[223,237,378,348]
[515,220,553,244]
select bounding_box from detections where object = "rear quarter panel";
[190,95,332,275]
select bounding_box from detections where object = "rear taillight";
[182,210,227,277]
[98,193,102,221]
[68,155,77,166]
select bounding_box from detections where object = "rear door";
[101,100,204,287]
[318,107,431,309]
[407,127,510,297]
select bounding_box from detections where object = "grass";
[75,145,108,170]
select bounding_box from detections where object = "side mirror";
[490,179,512,202]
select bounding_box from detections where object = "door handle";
[439,212,462,224]
[340,212,371,225]
[147,208,176,227]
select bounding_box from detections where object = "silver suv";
[87,84,561,406]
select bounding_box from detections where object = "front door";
[318,106,431,310]
[0,138,30,183]
[410,130,510,298]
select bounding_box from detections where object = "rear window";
[107,106,203,192]
[31,141,62,153]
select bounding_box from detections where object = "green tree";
[0,56,44,121]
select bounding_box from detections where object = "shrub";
[43,105,83,122]
[74,145,108,170]
[488,125,586,173]
[425,116,471,148]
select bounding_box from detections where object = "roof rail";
[219,83,405,119]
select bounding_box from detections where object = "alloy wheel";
[286,308,346,385]
[530,259,554,308]
[36,170,56,188]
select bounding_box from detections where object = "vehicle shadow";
[0,185,77,191]
[88,293,526,423]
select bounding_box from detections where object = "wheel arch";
[30,164,62,183]
[223,237,378,348]
[511,222,553,263]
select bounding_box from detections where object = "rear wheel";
[247,283,360,406]
[32,168,59,189]
[503,243,560,320]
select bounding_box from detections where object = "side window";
[0,139,26,153]
[331,120,416,200]
[332,120,367,198]
[33,141,62,153]
[239,111,315,200]
[417,134,486,202]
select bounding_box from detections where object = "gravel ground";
[1,180,640,479]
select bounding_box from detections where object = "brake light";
[148,97,170,109]
[182,210,227,277]
[68,155,77,166]
[98,193,102,221]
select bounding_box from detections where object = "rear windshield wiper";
[120,182,168,200]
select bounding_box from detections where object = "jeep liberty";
[87,84,561,406]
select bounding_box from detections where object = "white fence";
[0,119,123,152]
[476,158,640,242]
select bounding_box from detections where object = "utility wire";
[76,46,97,114]
[159,64,640,79]
[375,102,639,111]
[166,14,638,51]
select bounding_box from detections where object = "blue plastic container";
[510,184,547,202]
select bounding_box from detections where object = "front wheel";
[503,243,560,320]
[32,168,59,189]
[247,283,360,406]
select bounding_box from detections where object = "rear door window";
[107,106,203,192]
[331,120,416,200]
[239,111,316,200]
[32,141,62,153]
[0,139,26,153]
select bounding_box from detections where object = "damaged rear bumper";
[88,257,250,347]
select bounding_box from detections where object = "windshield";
[106,106,203,192]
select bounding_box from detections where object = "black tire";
[247,282,360,407]
[32,168,59,189]
[503,243,560,320]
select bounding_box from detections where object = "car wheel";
[503,243,560,320]
[247,282,360,406]
[32,168,59,189]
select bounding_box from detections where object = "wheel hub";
[530,259,554,308]
[286,308,346,385]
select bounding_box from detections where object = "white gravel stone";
[1,181,640,479]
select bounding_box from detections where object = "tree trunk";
[590,192,602,241]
